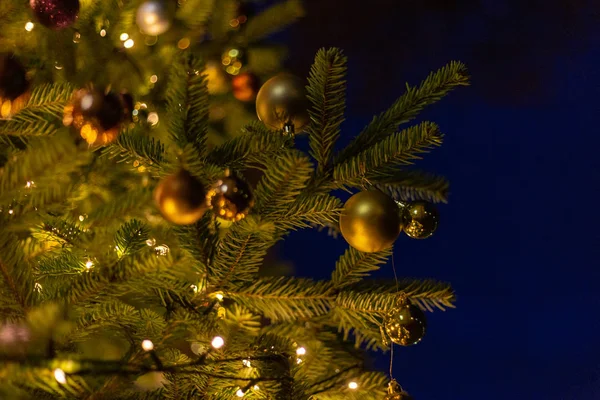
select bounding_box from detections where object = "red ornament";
[232,72,260,102]
[30,0,80,30]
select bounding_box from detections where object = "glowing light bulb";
[348,381,359,390]
[54,368,67,384]
[85,260,93,269]
[34,283,42,292]
[190,284,198,293]
[25,22,34,31]
[236,389,245,397]
[124,39,135,49]
[8,209,13,215]
[242,359,251,367]
[100,29,107,37]
[211,336,224,349]
[120,33,129,41]
[296,347,306,356]
[150,75,158,83]
[141,339,154,351]
[215,293,224,301]
[296,358,303,364]
[253,385,259,390]
[147,112,159,126]
[25,181,35,188]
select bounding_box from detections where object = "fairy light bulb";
[215,293,224,301]
[253,385,259,390]
[141,339,154,351]
[242,359,251,367]
[85,260,93,269]
[211,336,224,349]
[296,347,306,356]
[120,33,129,41]
[348,381,358,390]
[124,39,135,49]
[236,389,245,397]
[150,75,158,83]
[54,368,67,384]
[100,29,107,37]
[25,22,34,31]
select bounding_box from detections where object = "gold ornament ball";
[256,73,310,132]
[339,191,403,253]
[385,380,413,400]
[206,173,254,222]
[384,303,427,346]
[154,169,207,225]
[401,201,439,239]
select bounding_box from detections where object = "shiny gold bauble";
[154,169,207,225]
[206,172,254,222]
[232,71,260,102]
[384,302,427,346]
[385,380,413,400]
[256,73,310,132]
[63,88,126,146]
[339,191,402,253]
[0,54,30,118]
[401,201,439,239]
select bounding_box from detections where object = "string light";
[124,39,135,49]
[25,21,35,31]
[348,381,358,390]
[215,293,224,301]
[190,284,198,293]
[236,389,245,397]
[296,347,306,356]
[242,359,251,367]
[253,385,259,390]
[54,368,67,384]
[8,209,13,215]
[211,336,224,349]
[154,244,169,256]
[85,260,94,269]
[150,75,158,83]
[147,112,159,126]
[100,29,107,37]
[25,181,35,188]
[119,33,129,41]
[296,358,303,364]
[79,214,86,222]
[146,238,156,246]
[34,283,42,292]
[141,339,154,351]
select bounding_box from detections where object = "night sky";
[271,1,600,398]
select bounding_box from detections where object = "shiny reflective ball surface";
[154,169,207,225]
[401,200,439,239]
[207,174,254,222]
[256,73,309,132]
[384,303,427,346]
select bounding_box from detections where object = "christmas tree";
[0,1,469,398]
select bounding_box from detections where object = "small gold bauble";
[154,169,207,225]
[384,302,427,346]
[401,201,439,239]
[206,172,254,222]
[385,379,413,400]
[339,191,402,253]
[256,73,310,132]
[63,88,126,146]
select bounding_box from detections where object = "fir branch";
[166,54,209,156]
[274,194,342,231]
[107,129,167,170]
[376,169,450,203]
[114,219,150,257]
[243,0,305,43]
[87,187,154,226]
[211,216,277,288]
[0,233,34,315]
[205,121,290,170]
[176,0,214,30]
[227,277,333,322]
[331,247,391,289]
[253,150,314,215]
[336,61,469,163]
[13,83,74,120]
[307,48,347,173]
[333,122,443,185]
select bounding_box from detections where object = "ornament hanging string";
[389,251,400,379]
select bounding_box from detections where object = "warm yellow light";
[190,284,198,293]
[177,37,190,49]
[215,293,224,301]
[147,112,159,126]
[100,29,107,37]
[242,359,251,367]
[85,260,94,269]
[296,347,306,356]
[120,33,129,41]
[150,74,158,83]
[25,22,34,31]
[296,358,303,364]
[211,336,224,349]
[236,389,245,397]
[253,385,259,390]
[348,381,358,390]
[124,39,135,48]
[142,339,154,351]
[54,368,67,384]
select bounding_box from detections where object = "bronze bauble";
[339,191,402,253]
[206,173,254,222]
[384,303,427,346]
[232,71,260,102]
[154,169,207,225]
[256,73,309,132]
[401,201,439,239]
[63,88,126,146]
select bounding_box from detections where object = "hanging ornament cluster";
[232,72,260,102]
[385,380,413,400]
[400,200,439,239]
[30,0,80,30]
[154,169,207,225]
[339,191,402,253]
[383,297,427,346]
[63,88,129,146]
[221,46,247,76]
[206,170,254,222]
[0,54,30,118]
[136,0,173,36]
[256,73,310,134]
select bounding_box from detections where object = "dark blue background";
[271,1,600,398]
